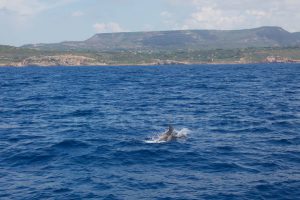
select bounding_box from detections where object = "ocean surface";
[0,64,299,199]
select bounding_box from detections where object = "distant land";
[1,26,300,66]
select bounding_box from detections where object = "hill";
[22,26,300,52]
[2,26,300,66]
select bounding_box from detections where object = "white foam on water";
[144,139,167,144]
[144,128,191,144]
[175,128,190,137]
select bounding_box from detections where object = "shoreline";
[2,46,300,68]
[1,61,300,67]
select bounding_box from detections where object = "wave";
[69,109,94,117]
[51,139,90,149]
[268,138,294,145]
[3,151,54,166]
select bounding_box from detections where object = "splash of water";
[144,128,191,144]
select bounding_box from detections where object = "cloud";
[0,0,45,16]
[160,11,172,18]
[93,22,126,33]
[166,0,300,31]
[72,11,84,17]
[0,0,74,16]
[183,6,245,30]
[160,11,181,30]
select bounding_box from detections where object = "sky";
[1,0,300,46]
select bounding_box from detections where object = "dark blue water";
[0,64,300,199]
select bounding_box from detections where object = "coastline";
[1,51,300,67]
[1,60,300,67]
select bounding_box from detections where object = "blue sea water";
[0,64,300,199]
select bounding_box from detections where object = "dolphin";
[158,125,184,142]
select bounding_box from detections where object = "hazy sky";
[1,0,300,46]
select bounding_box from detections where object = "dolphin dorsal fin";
[169,125,174,132]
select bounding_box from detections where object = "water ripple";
[0,64,299,199]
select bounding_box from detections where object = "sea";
[0,64,299,199]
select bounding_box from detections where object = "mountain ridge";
[22,26,300,52]
[2,26,300,67]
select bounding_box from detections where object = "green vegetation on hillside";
[22,27,300,52]
[1,45,300,66]
[2,26,300,66]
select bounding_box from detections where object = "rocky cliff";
[11,55,106,67]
